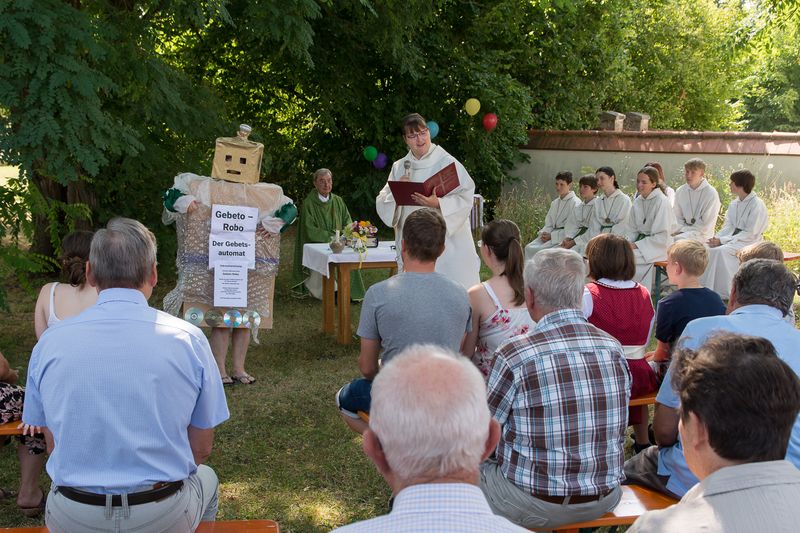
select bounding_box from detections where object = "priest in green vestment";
[292,168,366,299]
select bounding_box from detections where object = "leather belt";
[57,481,184,506]
[534,488,612,505]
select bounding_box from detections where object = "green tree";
[741,3,800,131]
[604,0,746,130]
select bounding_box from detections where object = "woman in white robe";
[524,172,581,260]
[587,166,632,247]
[701,170,769,299]
[622,167,675,291]
[376,113,480,289]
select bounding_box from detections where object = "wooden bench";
[652,250,800,302]
[630,391,657,407]
[0,419,24,436]
[0,520,280,532]
[549,484,678,533]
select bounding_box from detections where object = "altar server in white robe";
[634,161,675,206]
[376,113,480,289]
[560,173,599,256]
[587,166,632,245]
[524,171,581,260]
[673,157,721,242]
[701,169,769,299]
[622,166,675,290]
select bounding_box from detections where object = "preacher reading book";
[387,162,459,206]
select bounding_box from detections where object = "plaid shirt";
[487,308,631,496]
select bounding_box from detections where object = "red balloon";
[482,113,498,132]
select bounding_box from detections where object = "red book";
[387,163,460,206]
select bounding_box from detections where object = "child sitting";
[622,166,675,291]
[583,233,656,453]
[588,166,631,240]
[701,169,769,299]
[645,161,675,206]
[560,173,598,256]
[672,158,720,242]
[645,240,726,381]
[524,171,580,260]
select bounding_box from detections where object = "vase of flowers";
[346,221,379,259]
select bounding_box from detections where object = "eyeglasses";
[405,128,429,140]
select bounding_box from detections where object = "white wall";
[507,149,800,194]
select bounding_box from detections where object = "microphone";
[403,160,412,181]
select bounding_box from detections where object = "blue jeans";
[337,378,373,417]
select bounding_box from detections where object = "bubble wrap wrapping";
[163,175,290,341]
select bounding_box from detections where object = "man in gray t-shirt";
[336,208,471,434]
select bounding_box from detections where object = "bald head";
[370,345,491,482]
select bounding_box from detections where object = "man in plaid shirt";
[480,248,631,530]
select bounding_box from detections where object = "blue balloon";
[428,120,440,139]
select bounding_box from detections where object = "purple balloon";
[372,152,389,169]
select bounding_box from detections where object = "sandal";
[232,374,257,385]
[0,487,16,500]
[19,490,46,518]
[221,375,234,386]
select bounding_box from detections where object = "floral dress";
[0,382,46,454]
[472,282,536,379]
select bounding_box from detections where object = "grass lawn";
[0,226,394,532]
[1,211,798,531]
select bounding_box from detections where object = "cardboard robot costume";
[163,125,296,341]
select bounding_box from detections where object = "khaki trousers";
[45,465,219,533]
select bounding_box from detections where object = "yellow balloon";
[465,98,481,116]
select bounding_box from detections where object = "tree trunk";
[29,170,65,257]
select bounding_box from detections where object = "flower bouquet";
[348,220,379,250]
[342,220,378,264]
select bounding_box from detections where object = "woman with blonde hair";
[462,219,535,378]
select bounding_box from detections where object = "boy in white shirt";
[525,171,581,260]
[701,169,769,299]
[673,158,721,242]
[561,174,598,256]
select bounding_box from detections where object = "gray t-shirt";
[357,272,471,364]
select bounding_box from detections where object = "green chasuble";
[292,190,365,299]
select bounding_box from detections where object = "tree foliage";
[0,0,793,305]
[741,2,800,131]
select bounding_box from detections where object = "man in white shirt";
[629,333,800,532]
[672,158,721,242]
[331,345,528,533]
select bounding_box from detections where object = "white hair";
[523,247,585,310]
[370,345,490,481]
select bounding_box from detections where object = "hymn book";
[387,162,460,206]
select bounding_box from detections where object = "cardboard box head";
[211,124,264,184]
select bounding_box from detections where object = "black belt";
[57,481,184,506]
[534,488,612,505]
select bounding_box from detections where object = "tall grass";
[494,181,552,244]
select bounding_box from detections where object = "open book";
[387,162,459,206]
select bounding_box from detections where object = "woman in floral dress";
[461,220,535,379]
[1,349,47,516]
